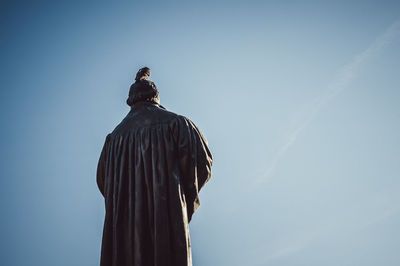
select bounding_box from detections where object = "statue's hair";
[135,67,151,81]
[127,67,159,106]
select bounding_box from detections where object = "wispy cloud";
[246,190,400,265]
[242,20,400,265]
[254,21,400,185]
[260,207,400,265]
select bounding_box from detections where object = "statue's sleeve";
[176,116,213,223]
[97,134,111,197]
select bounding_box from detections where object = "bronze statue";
[96,67,213,266]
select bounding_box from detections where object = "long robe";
[96,101,213,266]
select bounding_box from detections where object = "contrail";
[254,20,400,185]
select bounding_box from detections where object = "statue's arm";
[176,116,213,222]
[97,134,111,197]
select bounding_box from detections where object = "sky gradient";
[1,1,400,265]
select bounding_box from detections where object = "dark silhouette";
[96,67,213,266]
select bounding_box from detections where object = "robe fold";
[96,101,213,266]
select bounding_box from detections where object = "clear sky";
[1,1,400,265]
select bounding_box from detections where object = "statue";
[96,67,213,266]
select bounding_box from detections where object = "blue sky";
[1,1,400,265]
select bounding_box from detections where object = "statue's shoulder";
[154,105,180,120]
[110,104,186,136]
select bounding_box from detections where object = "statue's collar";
[130,100,166,110]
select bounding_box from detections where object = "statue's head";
[126,67,160,106]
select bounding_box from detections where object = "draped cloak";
[96,101,213,266]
